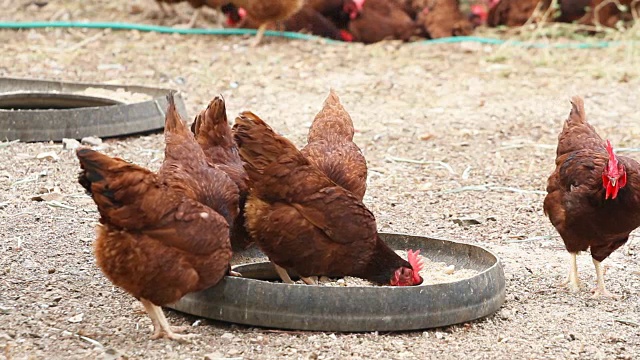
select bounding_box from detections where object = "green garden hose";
[0,21,630,49]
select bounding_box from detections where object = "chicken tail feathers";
[164,92,189,135]
[567,96,586,125]
[76,147,143,202]
[308,89,355,143]
[233,111,306,174]
[192,95,234,148]
[77,148,124,194]
[76,148,158,227]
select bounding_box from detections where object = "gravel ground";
[1,1,640,360]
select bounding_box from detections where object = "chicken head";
[602,140,627,200]
[390,249,424,286]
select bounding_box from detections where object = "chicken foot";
[228,270,243,277]
[590,259,619,299]
[140,298,199,342]
[559,252,581,292]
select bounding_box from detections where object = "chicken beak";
[610,177,617,187]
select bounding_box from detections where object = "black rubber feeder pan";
[0,77,188,142]
[167,233,506,332]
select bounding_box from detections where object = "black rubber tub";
[0,77,188,142]
[167,233,505,332]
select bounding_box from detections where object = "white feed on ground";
[316,250,479,287]
[74,87,153,104]
[232,250,479,287]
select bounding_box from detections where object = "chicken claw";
[141,299,199,342]
[590,286,620,299]
[559,277,582,293]
[590,259,620,299]
[151,329,200,342]
[228,270,243,277]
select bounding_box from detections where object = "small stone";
[81,136,103,147]
[452,217,482,226]
[419,133,434,141]
[48,268,56,274]
[62,138,81,150]
[203,352,224,360]
[220,332,234,340]
[435,331,445,339]
[31,192,64,202]
[35,151,59,161]
[67,313,84,323]
[443,265,455,275]
[500,309,512,320]
[498,336,510,343]
[227,349,241,356]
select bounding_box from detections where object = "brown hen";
[544,96,640,299]
[191,95,252,250]
[417,0,474,39]
[487,0,549,27]
[232,4,353,41]
[578,0,637,28]
[76,152,232,342]
[348,0,419,44]
[160,95,240,228]
[301,90,367,200]
[227,0,305,46]
[77,94,237,341]
[233,112,423,286]
[154,0,228,28]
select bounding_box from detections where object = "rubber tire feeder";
[0,77,188,142]
[167,232,506,332]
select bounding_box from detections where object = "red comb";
[605,139,614,155]
[407,249,424,273]
[605,139,619,168]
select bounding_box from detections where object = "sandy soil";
[1,1,640,360]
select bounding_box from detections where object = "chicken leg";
[155,1,176,17]
[300,276,318,285]
[590,259,619,299]
[251,23,269,47]
[560,252,581,292]
[140,298,198,342]
[274,263,295,284]
[273,264,318,285]
[174,8,202,29]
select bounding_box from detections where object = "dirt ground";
[1,1,640,359]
